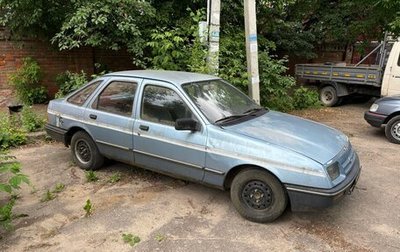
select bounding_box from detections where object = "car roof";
[105,70,220,85]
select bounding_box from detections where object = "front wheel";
[71,131,104,170]
[385,115,400,144]
[230,169,287,223]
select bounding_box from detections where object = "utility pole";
[244,0,260,104]
[207,0,221,74]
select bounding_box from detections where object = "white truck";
[295,36,400,106]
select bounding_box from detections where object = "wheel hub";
[76,140,91,163]
[242,180,273,210]
[323,92,333,101]
[392,122,400,140]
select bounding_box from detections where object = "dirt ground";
[1,100,399,252]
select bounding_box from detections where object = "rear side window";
[92,81,137,117]
[67,81,101,106]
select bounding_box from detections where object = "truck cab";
[381,41,400,96]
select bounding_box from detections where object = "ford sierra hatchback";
[46,70,361,222]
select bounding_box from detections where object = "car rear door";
[133,80,206,181]
[84,77,142,164]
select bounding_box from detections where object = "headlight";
[326,162,340,180]
[369,103,379,112]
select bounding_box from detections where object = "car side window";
[141,85,194,126]
[92,81,137,117]
[67,81,101,106]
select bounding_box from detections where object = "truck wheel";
[385,115,400,144]
[320,86,338,107]
[71,131,104,170]
[230,168,287,223]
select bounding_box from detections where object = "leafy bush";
[0,114,26,150]
[0,154,30,230]
[219,32,248,90]
[147,8,208,72]
[27,87,47,105]
[218,32,298,112]
[9,57,47,104]
[55,71,88,98]
[258,52,297,111]
[21,106,46,132]
[293,87,321,110]
[147,27,188,70]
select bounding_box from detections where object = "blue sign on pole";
[211,31,220,38]
[249,34,257,42]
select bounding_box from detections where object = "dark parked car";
[46,70,361,222]
[364,96,400,144]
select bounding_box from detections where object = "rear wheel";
[71,131,104,170]
[230,169,287,223]
[385,115,400,144]
[319,86,339,107]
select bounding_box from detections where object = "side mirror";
[175,118,201,132]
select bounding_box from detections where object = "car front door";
[84,77,141,164]
[133,80,206,181]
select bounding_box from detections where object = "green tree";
[287,0,400,47]
[0,0,67,38]
[51,0,155,66]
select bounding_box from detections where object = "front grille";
[336,143,355,174]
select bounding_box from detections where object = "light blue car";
[45,70,361,222]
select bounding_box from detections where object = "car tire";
[71,131,104,170]
[385,115,400,144]
[319,86,339,107]
[230,168,287,223]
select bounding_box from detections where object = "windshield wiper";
[214,114,247,124]
[215,108,267,125]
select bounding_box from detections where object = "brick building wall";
[287,45,347,76]
[0,29,136,106]
[288,43,378,77]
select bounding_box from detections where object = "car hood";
[376,95,400,103]
[224,111,348,164]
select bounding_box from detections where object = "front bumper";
[285,157,361,211]
[364,111,387,127]
[45,123,67,145]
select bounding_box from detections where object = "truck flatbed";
[295,63,382,87]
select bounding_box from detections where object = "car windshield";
[182,79,264,124]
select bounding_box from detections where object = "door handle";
[139,125,149,131]
[89,114,97,120]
